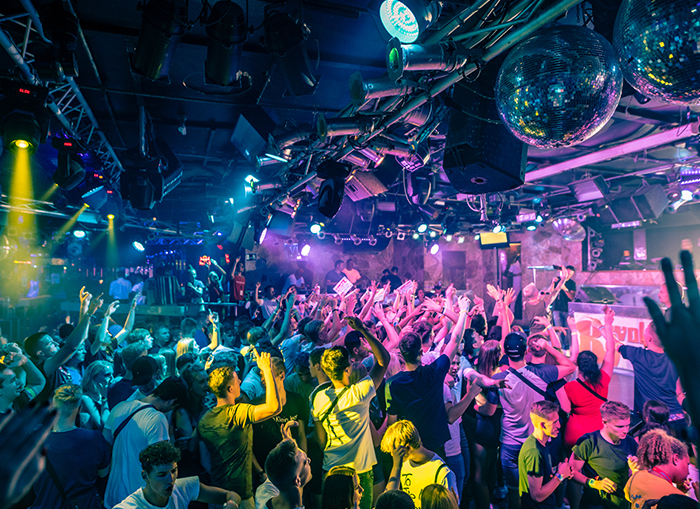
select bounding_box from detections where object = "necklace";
[650,467,673,485]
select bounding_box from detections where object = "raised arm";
[358,281,377,321]
[443,296,470,362]
[346,316,389,389]
[568,315,580,363]
[254,282,264,307]
[2,344,45,399]
[114,296,138,345]
[206,312,220,351]
[600,305,616,379]
[251,351,283,422]
[374,303,401,351]
[91,301,119,356]
[533,316,562,350]
[535,337,576,379]
[543,270,569,307]
[272,293,296,346]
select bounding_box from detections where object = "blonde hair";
[176,338,199,359]
[208,366,236,398]
[380,419,421,453]
[421,484,458,509]
[53,384,83,408]
[522,283,538,299]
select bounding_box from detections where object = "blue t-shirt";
[619,345,682,416]
[386,354,451,452]
[32,429,111,509]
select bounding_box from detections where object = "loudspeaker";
[230,108,277,162]
[443,80,527,193]
[345,172,388,202]
[632,185,668,220]
[318,177,345,218]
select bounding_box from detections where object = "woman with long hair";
[637,400,674,439]
[558,307,616,450]
[625,429,692,507]
[80,360,113,430]
[421,484,459,509]
[322,466,363,509]
[471,340,504,509]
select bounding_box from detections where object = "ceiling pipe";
[316,114,376,141]
[422,0,495,44]
[525,124,700,182]
[19,0,52,44]
[272,126,316,151]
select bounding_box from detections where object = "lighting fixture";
[0,80,50,155]
[107,214,115,220]
[132,240,145,252]
[318,176,346,219]
[245,175,259,184]
[535,215,543,223]
[368,236,378,246]
[349,72,413,106]
[379,0,441,44]
[52,137,86,191]
[205,1,247,86]
[429,242,439,255]
[457,236,465,244]
[412,233,420,240]
[474,234,480,240]
[417,223,428,233]
[386,38,466,82]
[317,231,326,240]
[82,185,108,210]
[36,1,80,81]
[264,12,318,97]
[73,230,86,238]
[527,224,537,231]
[301,244,311,256]
[352,235,362,246]
[493,224,504,234]
[445,235,453,242]
[429,230,436,238]
[131,0,188,80]
[681,189,694,201]
[397,232,406,240]
[250,179,283,194]
[334,235,343,245]
[258,227,268,244]
[310,223,322,234]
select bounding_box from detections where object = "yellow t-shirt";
[625,469,685,509]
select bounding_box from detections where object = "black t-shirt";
[36,361,71,405]
[325,270,343,293]
[552,279,577,312]
[107,378,136,410]
[387,274,402,292]
[619,345,682,416]
[386,355,451,451]
[519,435,560,509]
[252,391,309,463]
[573,430,638,508]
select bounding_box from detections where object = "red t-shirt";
[563,370,611,449]
[233,275,246,301]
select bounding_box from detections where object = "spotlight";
[107,214,115,220]
[445,235,453,242]
[131,0,188,80]
[205,1,247,86]
[457,236,465,244]
[82,185,108,210]
[397,232,406,240]
[349,72,413,107]
[72,230,86,239]
[334,235,343,245]
[250,180,284,194]
[417,223,428,233]
[301,244,311,256]
[0,80,50,154]
[681,189,694,201]
[317,231,326,240]
[35,2,79,82]
[493,224,504,234]
[429,242,439,255]
[318,177,346,219]
[310,223,322,234]
[132,240,146,252]
[264,12,318,97]
[51,137,85,191]
[474,234,480,240]
[352,235,362,246]
[412,233,420,240]
[379,0,441,43]
[258,227,268,244]
[527,224,537,231]
[387,38,467,82]
[369,236,378,246]
[429,230,437,238]
[385,230,394,238]
[535,215,544,223]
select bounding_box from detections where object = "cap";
[131,356,159,386]
[504,331,527,358]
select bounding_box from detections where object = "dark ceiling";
[1,0,699,249]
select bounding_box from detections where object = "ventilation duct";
[349,72,413,106]
[387,38,467,82]
[317,114,376,141]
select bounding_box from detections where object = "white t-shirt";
[311,376,377,473]
[262,298,277,319]
[104,401,170,508]
[114,476,200,508]
[442,383,461,458]
[400,453,457,509]
[255,478,279,509]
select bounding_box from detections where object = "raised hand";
[280,420,299,441]
[253,349,272,373]
[603,305,615,326]
[105,301,120,317]
[457,295,470,312]
[503,287,516,307]
[87,293,104,316]
[344,316,365,331]
[566,315,577,331]
[391,444,409,465]
[486,284,501,301]
[373,303,386,320]
[0,343,25,368]
[423,297,442,312]
[533,315,552,329]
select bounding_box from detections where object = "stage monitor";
[479,231,509,249]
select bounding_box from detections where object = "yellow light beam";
[7,148,38,252]
[56,204,88,238]
[39,183,59,202]
[106,215,119,267]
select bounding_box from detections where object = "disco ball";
[552,218,587,242]
[495,26,623,149]
[613,0,700,105]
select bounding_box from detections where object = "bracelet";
[555,473,565,482]
[546,325,554,331]
[587,478,596,488]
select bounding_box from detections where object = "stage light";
[387,38,466,82]
[352,235,362,246]
[429,242,439,255]
[369,236,378,246]
[527,224,537,231]
[318,231,326,240]
[681,189,694,201]
[107,214,115,220]
[429,230,436,238]
[379,0,441,44]
[205,1,247,86]
[474,234,480,240]
[445,235,453,242]
[264,12,318,97]
[349,72,413,106]
[417,223,428,233]
[493,224,504,234]
[82,185,108,210]
[412,233,420,240]
[310,223,322,234]
[334,235,343,245]
[15,140,29,149]
[301,244,311,256]
[245,175,259,184]
[535,215,544,223]
[131,0,188,80]
[1,80,50,155]
[457,236,465,244]
[132,240,145,252]
[52,137,86,191]
[73,230,86,239]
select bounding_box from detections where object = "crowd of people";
[1,255,700,509]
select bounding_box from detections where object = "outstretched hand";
[643,251,700,443]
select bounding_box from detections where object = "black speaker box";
[318,177,345,218]
[443,80,527,194]
[632,185,668,220]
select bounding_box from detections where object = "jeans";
[446,453,466,502]
[500,442,522,489]
[552,310,571,350]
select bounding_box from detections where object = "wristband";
[546,325,554,331]
[587,478,596,488]
[555,473,565,482]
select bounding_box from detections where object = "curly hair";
[577,350,602,386]
[320,346,350,382]
[126,328,151,345]
[139,440,181,474]
[637,429,688,469]
[208,365,237,398]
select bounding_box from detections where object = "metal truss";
[0,7,123,181]
[146,238,205,246]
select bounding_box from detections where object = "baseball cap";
[503,331,527,358]
[131,356,159,386]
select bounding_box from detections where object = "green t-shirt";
[197,403,255,498]
[518,435,559,509]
